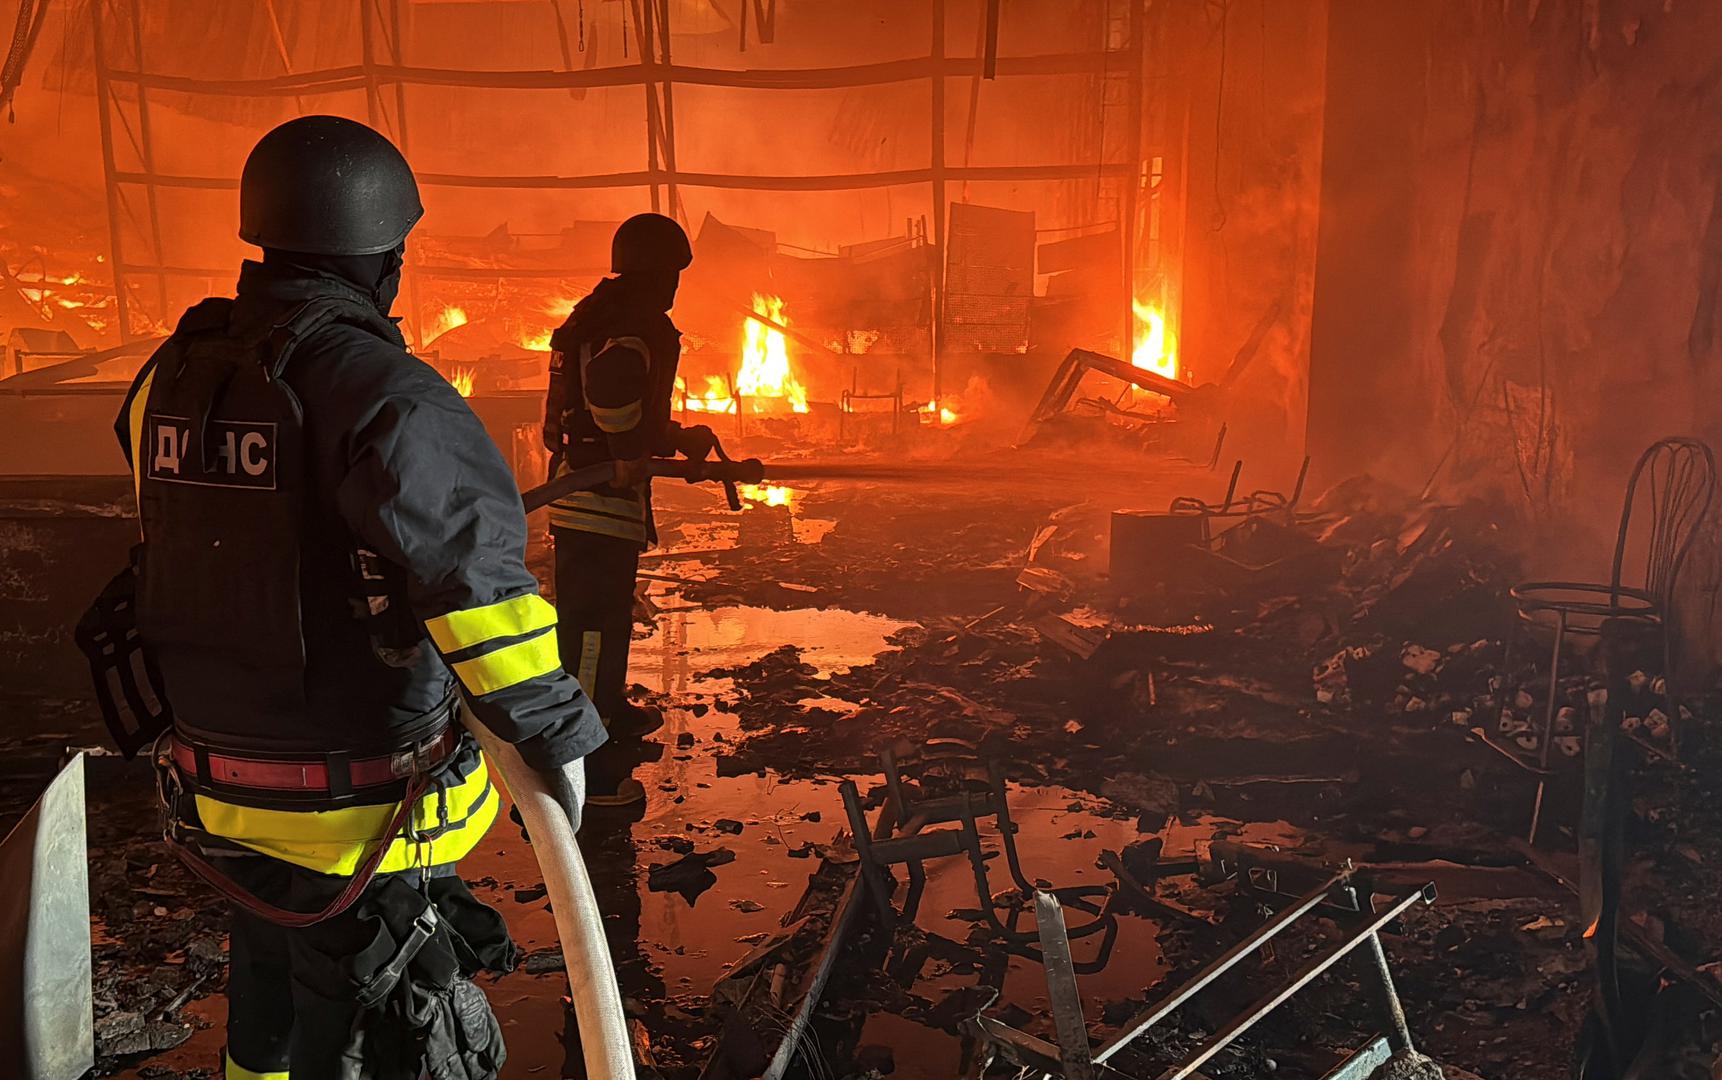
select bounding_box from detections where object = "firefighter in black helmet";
[114,116,605,1079]
[542,213,714,807]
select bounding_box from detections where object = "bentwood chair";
[1500,437,1715,843]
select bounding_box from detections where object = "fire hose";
[519,454,921,513]
[494,448,920,1075]
[461,711,637,1080]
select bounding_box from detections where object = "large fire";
[1131,297,1178,381]
[737,294,809,413]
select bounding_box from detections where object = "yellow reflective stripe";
[194,755,498,876]
[549,490,643,518]
[589,399,643,433]
[450,627,561,695]
[226,1054,289,1080]
[546,509,650,542]
[577,630,602,701]
[128,368,155,509]
[424,593,556,655]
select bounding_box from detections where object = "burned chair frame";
[838,744,1121,969]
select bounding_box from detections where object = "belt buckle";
[389,731,444,780]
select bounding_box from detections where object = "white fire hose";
[461,710,637,1079]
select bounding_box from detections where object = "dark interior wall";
[1169,0,1329,480]
[1308,0,1722,675]
[1304,0,1429,489]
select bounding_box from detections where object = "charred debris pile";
[665,462,1722,1080]
[699,470,1653,811]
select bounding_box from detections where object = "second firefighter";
[542,213,718,807]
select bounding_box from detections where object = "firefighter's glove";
[673,423,719,464]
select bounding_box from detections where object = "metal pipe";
[1528,609,1567,843]
[1092,870,1350,1062]
[1162,888,1432,1080]
[1360,930,1415,1054]
[88,0,132,340]
[1034,891,1097,1080]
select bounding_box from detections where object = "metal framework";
[971,865,1439,1079]
[87,0,1150,397]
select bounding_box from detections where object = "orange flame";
[1131,298,1178,381]
[447,365,476,397]
[738,294,808,414]
[739,483,793,507]
[677,374,737,414]
[919,399,958,426]
[426,304,468,346]
[519,296,579,351]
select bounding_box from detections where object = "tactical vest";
[543,298,681,468]
[134,295,454,807]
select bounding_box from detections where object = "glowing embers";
[736,294,808,414]
[1131,296,1178,381]
[918,399,958,426]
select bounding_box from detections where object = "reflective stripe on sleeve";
[449,625,562,695]
[548,490,643,518]
[546,507,651,543]
[589,400,644,433]
[424,593,557,654]
[225,1056,290,1080]
[577,630,602,701]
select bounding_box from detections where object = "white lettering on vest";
[212,430,238,474]
[153,425,181,474]
[240,432,268,476]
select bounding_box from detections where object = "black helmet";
[239,116,423,255]
[611,213,692,274]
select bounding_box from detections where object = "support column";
[930,0,947,404]
[88,0,132,340]
[1121,0,1144,359]
[125,0,168,322]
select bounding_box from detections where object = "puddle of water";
[109,583,1281,1078]
[796,694,863,716]
[634,603,914,697]
[792,517,838,545]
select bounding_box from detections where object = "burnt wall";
[1169,0,1329,480]
[1308,0,1722,676]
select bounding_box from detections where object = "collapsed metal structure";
[86,0,1155,402]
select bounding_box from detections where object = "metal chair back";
[1607,437,1715,613]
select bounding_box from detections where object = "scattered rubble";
[18,461,1722,1079]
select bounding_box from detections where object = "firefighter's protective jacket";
[541,276,683,545]
[115,260,606,874]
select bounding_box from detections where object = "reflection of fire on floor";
[90,444,1716,1080]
